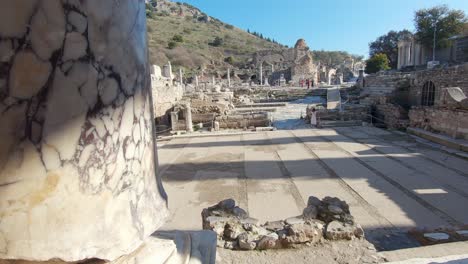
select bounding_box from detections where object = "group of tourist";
[299,78,315,89]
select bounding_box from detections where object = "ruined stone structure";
[151,64,184,125]
[0,1,169,262]
[363,63,468,139]
[397,34,468,69]
[253,39,318,86]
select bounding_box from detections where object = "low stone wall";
[306,105,368,122]
[216,113,270,129]
[409,107,468,140]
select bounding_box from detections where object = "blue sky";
[176,0,468,57]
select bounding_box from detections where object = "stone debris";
[201,196,364,251]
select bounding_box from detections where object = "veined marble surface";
[0,0,168,262]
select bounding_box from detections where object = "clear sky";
[175,0,468,57]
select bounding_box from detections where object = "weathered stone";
[303,205,318,220]
[328,205,343,214]
[224,222,244,240]
[285,222,323,244]
[263,221,285,232]
[325,221,361,240]
[237,232,257,250]
[285,216,305,225]
[232,206,248,218]
[218,198,236,210]
[257,236,280,250]
[204,216,228,236]
[240,217,260,226]
[223,241,237,250]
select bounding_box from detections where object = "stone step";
[407,127,468,152]
[320,120,363,127]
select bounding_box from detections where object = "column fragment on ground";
[0,0,168,262]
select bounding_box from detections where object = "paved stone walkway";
[158,127,468,249]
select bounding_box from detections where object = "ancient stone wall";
[409,63,468,106]
[363,63,468,107]
[151,65,184,125]
[375,103,409,129]
[409,107,468,140]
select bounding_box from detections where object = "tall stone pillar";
[227,68,231,88]
[259,63,263,86]
[0,0,168,262]
[185,103,193,133]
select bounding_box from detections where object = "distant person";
[306,79,310,89]
[300,79,304,87]
[311,79,315,88]
[310,107,317,127]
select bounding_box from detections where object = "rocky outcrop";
[202,196,364,251]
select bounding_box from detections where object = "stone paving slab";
[159,128,468,237]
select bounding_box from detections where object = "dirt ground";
[216,239,385,264]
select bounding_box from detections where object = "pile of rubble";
[201,196,364,250]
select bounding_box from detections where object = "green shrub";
[209,36,224,47]
[172,35,184,43]
[224,56,234,64]
[167,41,177,49]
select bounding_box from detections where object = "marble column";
[0,0,168,262]
[227,68,231,88]
[185,103,193,133]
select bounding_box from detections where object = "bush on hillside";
[167,41,177,49]
[209,36,224,47]
[172,35,184,43]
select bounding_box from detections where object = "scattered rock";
[224,222,244,240]
[263,221,285,232]
[285,216,305,225]
[257,235,280,250]
[232,206,248,218]
[307,196,322,207]
[202,196,363,251]
[285,222,323,244]
[325,221,365,240]
[219,199,236,210]
[303,205,318,220]
[237,232,257,250]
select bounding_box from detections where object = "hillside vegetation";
[145,0,364,76]
[146,0,284,75]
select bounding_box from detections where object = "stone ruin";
[202,196,364,251]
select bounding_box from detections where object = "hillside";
[146,0,285,75]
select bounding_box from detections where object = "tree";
[365,53,390,74]
[414,5,466,49]
[369,30,413,69]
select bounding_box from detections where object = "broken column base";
[0,231,217,264]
